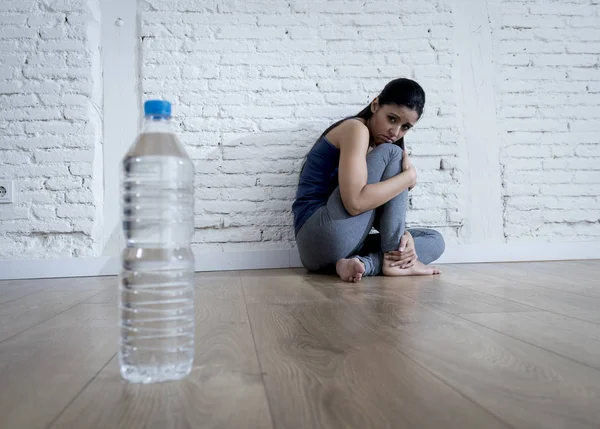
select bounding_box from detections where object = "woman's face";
[367,99,419,146]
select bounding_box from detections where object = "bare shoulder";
[325,118,370,150]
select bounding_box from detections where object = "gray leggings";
[296,143,445,276]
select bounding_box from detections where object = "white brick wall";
[0,0,102,259]
[140,0,463,251]
[1,0,599,263]
[493,0,600,242]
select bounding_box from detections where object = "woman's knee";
[369,143,403,164]
[430,230,445,261]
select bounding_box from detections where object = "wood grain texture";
[462,311,600,370]
[0,261,599,429]
[50,356,272,429]
[247,302,510,429]
[0,304,116,429]
[49,277,272,429]
[0,287,108,342]
[441,264,600,323]
[0,280,47,304]
[381,276,538,314]
[384,320,600,429]
[459,261,600,298]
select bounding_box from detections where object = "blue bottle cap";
[144,100,172,118]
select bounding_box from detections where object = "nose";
[389,125,402,139]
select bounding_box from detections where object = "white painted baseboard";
[1,241,599,280]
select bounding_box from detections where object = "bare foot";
[382,259,440,277]
[336,258,366,283]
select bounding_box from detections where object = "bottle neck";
[141,115,173,134]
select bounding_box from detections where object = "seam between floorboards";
[394,288,600,374]
[44,352,117,429]
[451,312,600,374]
[437,277,600,325]
[455,265,600,301]
[240,278,278,429]
[0,287,48,305]
[0,294,103,345]
[381,327,518,428]
[370,300,519,429]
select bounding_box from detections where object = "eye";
[401,125,411,131]
[388,116,397,123]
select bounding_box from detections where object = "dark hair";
[317,78,426,151]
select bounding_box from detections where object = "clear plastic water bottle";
[119,100,195,383]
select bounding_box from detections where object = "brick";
[576,145,600,158]
[0,14,28,25]
[0,150,31,164]
[221,106,293,119]
[566,43,600,54]
[0,164,70,178]
[35,149,93,163]
[33,206,56,219]
[65,189,94,203]
[574,172,600,184]
[0,207,29,220]
[0,108,62,121]
[27,13,64,27]
[543,157,600,170]
[38,40,86,52]
[46,177,83,191]
[220,187,269,202]
[540,184,600,197]
[224,211,292,227]
[221,159,300,174]
[570,120,600,132]
[510,172,574,184]
[194,227,261,243]
[209,79,282,92]
[529,4,594,16]
[502,145,552,158]
[68,163,93,176]
[30,220,72,233]
[57,204,95,218]
[71,218,93,235]
[543,210,600,223]
[0,1,36,12]
[215,26,285,40]
[506,196,598,211]
[0,94,37,107]
[19,190,64,204]
[25,121,83,134]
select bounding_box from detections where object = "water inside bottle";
[119,129,195,384]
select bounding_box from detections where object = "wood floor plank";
[384,319,600,429]
[462,311,600,371]
[2,262,599,429]
[85,286,117,304]
[49,278,272,429]
[439,265,600,323]
[194,272,243,300]
[377,276,538,314]
[242,272,338,303]
[50,355,272,429]
[0,288,108,342]
[242,273,462,325]
[0,304,117,429]
[0,280,47,304]
[247,302,511,429]
[458,262,600,298]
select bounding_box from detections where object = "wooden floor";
[1,261,600,429]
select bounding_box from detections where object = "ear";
[370,97,379,113]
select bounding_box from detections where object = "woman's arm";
[334,120,416,216]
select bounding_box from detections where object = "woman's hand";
[402,150,417,191]
[384,231,418,268]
